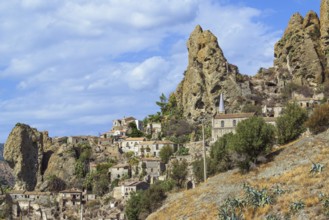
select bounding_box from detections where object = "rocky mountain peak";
[174,25,251,122]
[284,13,304,35]
[187,25,226,65]
[274,9,326,87]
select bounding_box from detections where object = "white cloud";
[0,0,283,142]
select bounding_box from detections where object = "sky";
[0,0,321,142]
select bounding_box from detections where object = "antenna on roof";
[219,93,225,114]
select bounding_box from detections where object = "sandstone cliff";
[174,25,252,122]
[273,11,327,87]
[3,123,51,191]
[3,123,79,191]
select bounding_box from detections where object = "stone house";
[212,112,255,142]
[9,191,54,218]
[291,92,325,109]
[212,94,255,142]
[139,158,166,183]
[262,105,283,117]
[60,189,83,207]
[121,181,149,199]
[145,122,162,135]
[121,137,146,154]
[109,164,131,181]
[139,140,176,157]
[67,136,98,146]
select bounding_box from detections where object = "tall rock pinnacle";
[174,25,251,122]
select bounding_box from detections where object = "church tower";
[219,93,225,114]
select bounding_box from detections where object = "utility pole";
[202,122,207,182]
[80,203,83,220]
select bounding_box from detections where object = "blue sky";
[0,0,321,142]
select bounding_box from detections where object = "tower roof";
[219,93,225,114]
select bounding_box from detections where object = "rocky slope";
[174,0,329,122]
[0,162,14,187]
[148,131,329,219]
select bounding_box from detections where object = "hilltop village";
[2,0,329,218]
[0,90,326,220]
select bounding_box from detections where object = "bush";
[276,103,308,144]
[125,182,168,220]
[210,133,234,172]
[232,117,275,170]
[176,146,189,156]
[47,175,66,192]
[305,103,329,134]
[170,159,188,188]
[192,157,216,182]
[159,145,174,164]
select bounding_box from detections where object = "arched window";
[233,120,236,127]
[221,120,224,128]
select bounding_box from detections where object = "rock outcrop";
[3,123,51,191]
[274,11,327,87]
[174,25,252,122]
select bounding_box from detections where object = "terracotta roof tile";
[214,112,255,119]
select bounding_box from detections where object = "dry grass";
[148,134,329,220]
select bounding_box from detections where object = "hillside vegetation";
[147,130,329,219]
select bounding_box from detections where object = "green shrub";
[232,117,275,170]
[159,145,174,163]
[170,159,188,188]
[276,103,308,144]
[243,184,272,207]
[47,175,66,192]
[305,103,329,134]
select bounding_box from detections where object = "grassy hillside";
[147,131,329,219]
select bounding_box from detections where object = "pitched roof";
[140,141,156,145]
[141,157,161,162]
[60,188,82,193]
[156,140,174,145]
[112,163,130,168]
[124,116,136,121]
[124,181,148,186]
[125,137,146,141]
[214,112,255,119]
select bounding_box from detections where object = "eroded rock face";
[274,11,326,87]
[4,123,50,191]
[43,144,77,188]
[174,25,251,122]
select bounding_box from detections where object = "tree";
[210,133,234,172]
[127,122,143,137]
[47,175,66,192]
[125,191,142,220]
[156,93,168,115]
[170,159,188,188]
[176,146,189,156]
[232,116,275,170]
[276,103,308,144]
[192,157,216,183]
[305,103,329,134]
[159,145,174,164]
